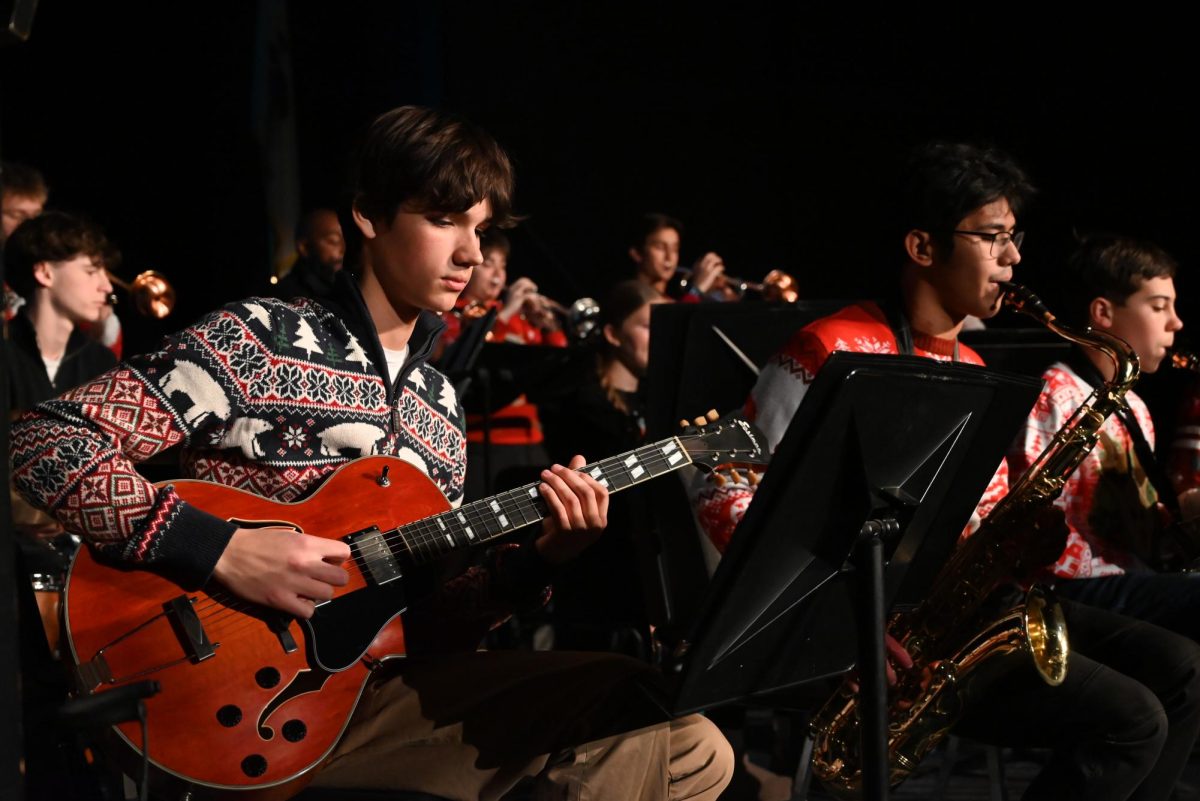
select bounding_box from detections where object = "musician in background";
[1,162,125,358]
[2,161,50,319]
[628,212,728,302]
[443,229,567,346]
[11,106,731,800]
[270,207,346,303]
[1011,235,1200,642]
[442,229,570,500]
[693,142,1200,801]
[4,211,116,416]
[540,279,664,656]
[4,211,117,674]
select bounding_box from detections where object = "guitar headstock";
[677,409,770,474]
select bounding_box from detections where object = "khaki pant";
[312,650,733,801]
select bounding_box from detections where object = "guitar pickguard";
[304,579,408,671]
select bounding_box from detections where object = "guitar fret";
[602,455,634,490]
[397,427,745,564]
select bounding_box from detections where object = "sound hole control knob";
[216,705,242,727]
[241,754,268,778]
[255,667,281,689]
[282,719,307,742]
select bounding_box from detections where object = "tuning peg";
[693,416,707,427]
[713,473,728,487]
[679,419,690,429]
[705,409,719,422]
[748,470,761,486]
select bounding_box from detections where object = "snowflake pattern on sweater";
[11,293,466,583]
[1010,362,1157,578]
[696,302,1008,552]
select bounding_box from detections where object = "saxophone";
[809,281,1141,798]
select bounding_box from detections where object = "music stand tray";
[656,351,1042,715]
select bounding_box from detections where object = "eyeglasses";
[952,229,1025,257]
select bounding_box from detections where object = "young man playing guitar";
[11,106,733,800]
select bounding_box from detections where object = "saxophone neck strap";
[881,299,960,362]
[1066,348,1180,518]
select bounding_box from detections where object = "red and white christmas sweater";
[1010,362,1157,578]
[694,301,1009,552]
[10,275,553,653]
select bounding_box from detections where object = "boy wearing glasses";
[695,142,1200,801]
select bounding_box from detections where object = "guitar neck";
[394,436,693,564]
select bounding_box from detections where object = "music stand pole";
[856,517,899,801]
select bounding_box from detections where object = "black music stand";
[651,352,1041,800]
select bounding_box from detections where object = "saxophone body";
[810,282,1141,798]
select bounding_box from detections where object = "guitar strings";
[178,434,752,628]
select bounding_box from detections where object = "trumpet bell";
[761,270,799,304]
[108,270,176,319]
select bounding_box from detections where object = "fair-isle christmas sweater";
[694,302,1009,552]
[10,273,551,653]
[1010,361,1157,578]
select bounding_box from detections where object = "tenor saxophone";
[809,281,1141,798]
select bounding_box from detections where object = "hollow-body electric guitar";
[63,414,767,799]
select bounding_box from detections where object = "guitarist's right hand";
[213,527,351,618]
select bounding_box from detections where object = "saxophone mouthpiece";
[998,281,1054,323]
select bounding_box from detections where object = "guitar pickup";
[165,595,216,662]
[347,526,403,586]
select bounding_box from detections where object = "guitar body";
[64,456,451,798]
[59,415,768,798]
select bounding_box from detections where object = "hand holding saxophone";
[846,634,914,692]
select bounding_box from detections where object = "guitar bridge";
[166,595,216,662]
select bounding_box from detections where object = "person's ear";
[351,198,378,240]
[603,323,621,349]
[32,261,54,289]
[1090,297,1115,330]
[628,246,644,265]
[904,229,936,267]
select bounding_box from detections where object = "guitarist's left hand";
[534,454,609,564]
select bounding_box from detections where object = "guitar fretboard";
[394,437,692,564]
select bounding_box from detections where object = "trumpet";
[674,266,798,303]
[106,270,176,319]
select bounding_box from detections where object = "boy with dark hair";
[12,106,731,799]
[4,211,116,410]
[1,161,48,244]
[2,160,51,319]
[628,211,726,301]
[694,142,1200,801]
[1012,234,1200,640]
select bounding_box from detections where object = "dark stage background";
[2,5,1198,796]
[2,5,1197,383]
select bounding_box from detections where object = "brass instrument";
[1169,349,1200,372]
[106,270,176,319]
[451,294,600,344]
[674,266,799,302]
[810,281,1141,798]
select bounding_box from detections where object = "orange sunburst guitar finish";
[62,416,768,798]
